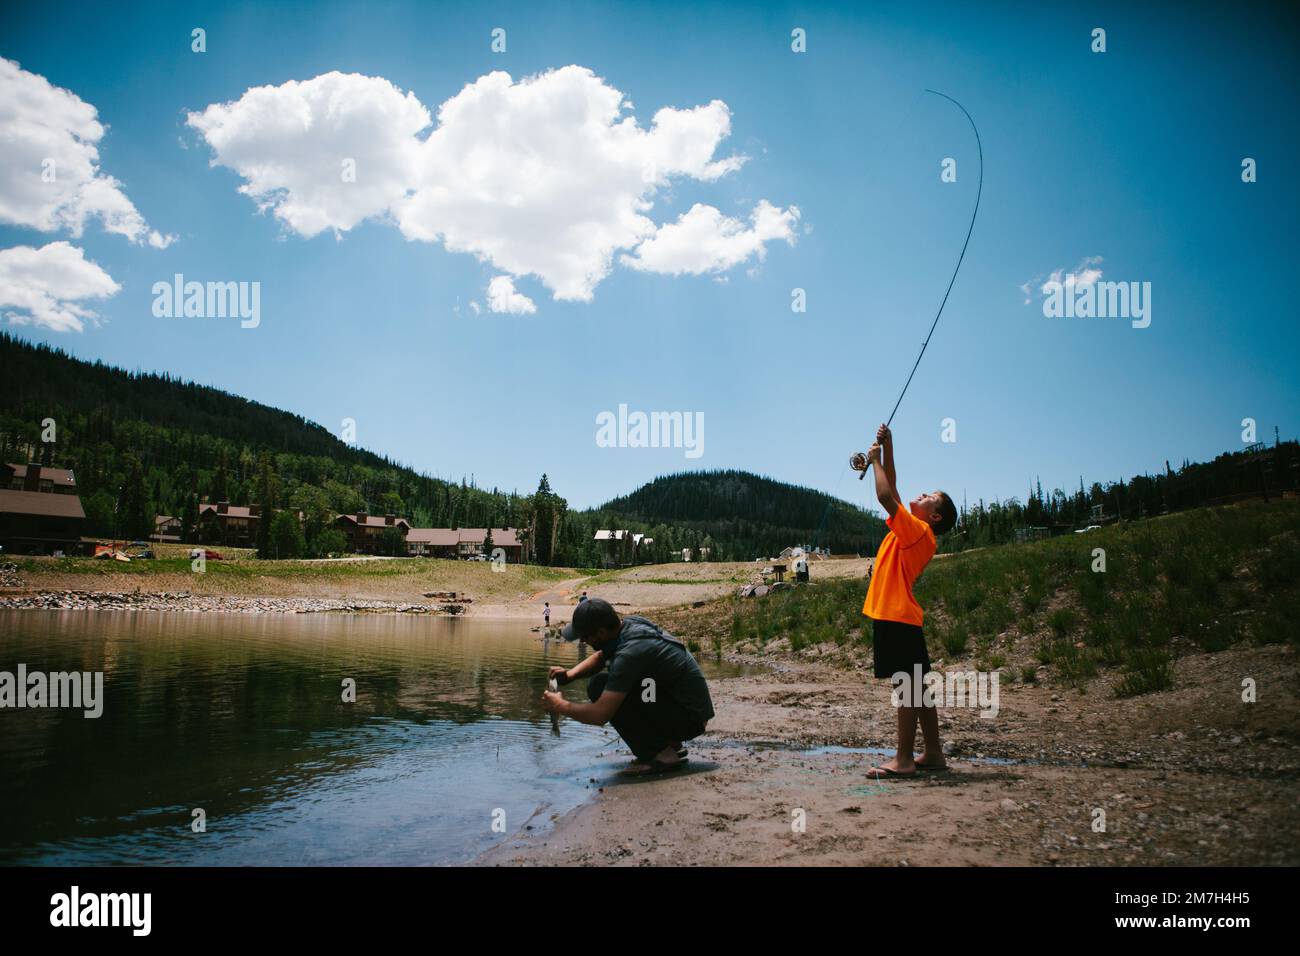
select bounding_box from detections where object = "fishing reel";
[849,451,871,480]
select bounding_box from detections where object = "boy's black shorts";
[871,618,932,682]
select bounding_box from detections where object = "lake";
[0,610,741,866]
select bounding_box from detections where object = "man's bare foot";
[652,745,682,764]
[619,746,687,777]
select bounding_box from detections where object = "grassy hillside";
[673,498,1300,697]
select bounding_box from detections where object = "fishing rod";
[851,88,983,480]
[810,90,982,554]
[548,675,561,734]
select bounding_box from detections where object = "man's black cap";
[562,596,618,641]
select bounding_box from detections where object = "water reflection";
[0,610,748,865]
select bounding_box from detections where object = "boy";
[859,423,958,778]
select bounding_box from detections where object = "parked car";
[189,548,225,560]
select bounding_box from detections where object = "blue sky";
[2,0,1297,512]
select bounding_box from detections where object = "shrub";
[1114,648,1173,698]
[1047,607,1078,639]
[940,623,969,656]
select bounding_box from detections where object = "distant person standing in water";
[578,591,588,603]
[543,602,550,626]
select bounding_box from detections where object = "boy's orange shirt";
[862,504,937,626]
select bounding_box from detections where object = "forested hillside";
[0,333,533,556]
[0,335,871,563]
[586,469,885,561]
[3,333,1293,563]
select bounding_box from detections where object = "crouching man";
[541,598,714,776]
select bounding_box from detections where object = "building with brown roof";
[458,527,524,562]
[404,527,460,558]
[334,512,411,554]
[3,462,78,494]
[404,527,525,562]
[152,514,182,543]
[197,501,262,547]
[0,463,86,554]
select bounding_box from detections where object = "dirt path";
[479,644,1300,866]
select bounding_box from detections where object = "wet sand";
[478,644,1300,866]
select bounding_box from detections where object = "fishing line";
[879,89,983,435]
[812,90,983,551]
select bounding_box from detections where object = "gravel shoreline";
[0,588,466,615]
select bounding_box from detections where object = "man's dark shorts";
[587,671,706,761]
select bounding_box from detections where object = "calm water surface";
[0,610,746,865]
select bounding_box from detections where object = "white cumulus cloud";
[186,71,431,238]
[0,58,174,248]
[0,241,121,333]
[486,275,536,315]
[188,66,796,307]
[621,200,800,276]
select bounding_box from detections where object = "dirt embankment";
[479,640,1300,867]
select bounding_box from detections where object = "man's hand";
[541,690,567,714]
[548,666,570,686]
[876,423,892,447]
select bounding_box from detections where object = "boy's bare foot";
[866,757,916,778]
[914,751,948,771]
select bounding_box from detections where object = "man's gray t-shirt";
[602,616,715,724]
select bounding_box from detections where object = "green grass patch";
[703,499,1300,698]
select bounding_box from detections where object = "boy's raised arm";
[877,424,901,506]
[866,443,899,517]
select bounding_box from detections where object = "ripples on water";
[0,610,747,865]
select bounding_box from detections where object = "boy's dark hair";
[934,492,958,535]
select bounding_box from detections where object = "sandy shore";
[0,557,874,620]
[478,643,1300,866]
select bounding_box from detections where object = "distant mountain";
[588,469,886,560]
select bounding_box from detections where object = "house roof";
[406,527,522,547]
[337,514,412,529]
[199,504,259,519]
[406,528,460,545]
[594,529,631,540]
[0,489,86,519]
[458,528,522,547]
[5,464,77,488]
